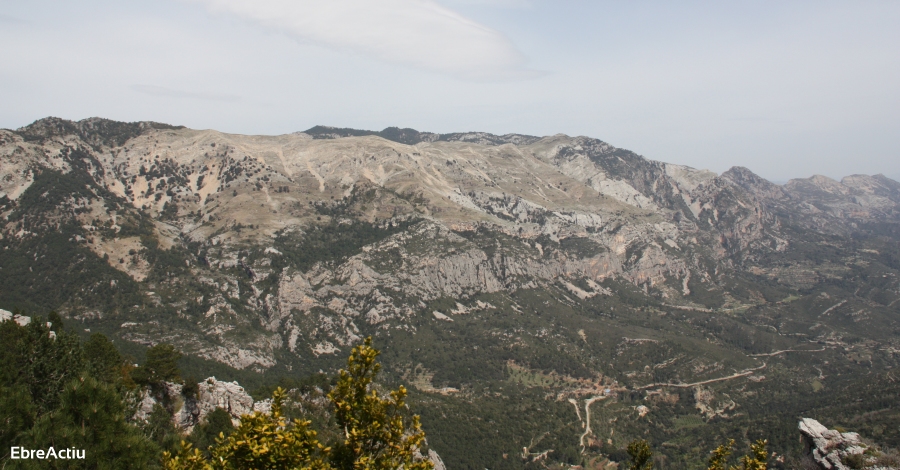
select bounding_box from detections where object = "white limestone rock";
[799,418,896,470]
[176,377,256,431]
[134,377,257,434]
[0,308,31,326]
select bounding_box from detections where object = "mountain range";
[1,117,898,469]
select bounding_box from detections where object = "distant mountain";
[301,125,542,146]
[1,117,899,469]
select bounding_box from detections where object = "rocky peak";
[841,174,900,202]
[721,166,786,200]
[785,174,850,197]
[13,116,183,148]
[302,125,541,147]
[437,131,542,146]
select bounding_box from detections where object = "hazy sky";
[2,1,898,182]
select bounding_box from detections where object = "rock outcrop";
[799,418,898,470]
[176,377,260,431]
[134,377,261,434]
[0,308,31,326]
[129,376,448,467]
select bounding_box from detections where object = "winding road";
[634,363,768,391]
[578,395,607,450]
[749,347,826,357]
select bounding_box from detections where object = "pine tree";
[0,315,85,414]
[327,337,432,470]
[0,385,35,453]
[133,343,183,391]
[83,332,127,385]
[146,403,183,453]
[1,312,155,468]
[24,375,158,469]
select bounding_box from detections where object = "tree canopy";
[0,314,158,468]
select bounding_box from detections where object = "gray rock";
[428,449,447,470]
[0,308,31,326]
[799,418,896,470]
[176,377,255,432]
[133,377,257,434]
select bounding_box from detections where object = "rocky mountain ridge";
[1,117,898,469]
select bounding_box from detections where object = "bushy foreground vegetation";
[0,315,431,470]
[621,438,768,470]
[163,337,432,470]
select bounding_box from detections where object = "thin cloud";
[728,117,770,122]
[131,85,241,102]
[0,14,26,24]
[183,0,536,81]
[443,0,533,8]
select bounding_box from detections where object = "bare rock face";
[3,116,899,373]
[413,447,447,470]
[800,418,863,470]
[133,378,258,434]
[799,418,897,470]
[428,449,447,470]
[722,166,786,201]
[0,308,31,326]
[176,377,256,432]
[133,382,185,423]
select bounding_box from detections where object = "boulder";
[0,308,32,326]
[799,418,891,470]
